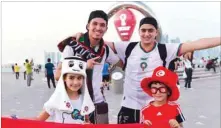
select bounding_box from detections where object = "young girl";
[13,56,95,124]
[140,66,185,128]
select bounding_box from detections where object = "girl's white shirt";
[43,57,95,124]
[44,95,85,124]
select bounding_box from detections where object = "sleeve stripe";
[140,104,151,123]
[176,107,185,121]
[141,104,151,111]
[112,42,117,54]
[177,43,183,56]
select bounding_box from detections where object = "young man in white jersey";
[67,16,221,124]
[104,17,220,124]
[55,10,121,124]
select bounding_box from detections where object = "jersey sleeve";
[61,45,74,62]
[113,42,130,63]
[106,46,120,65]
[140,109,145,123]
[140,104,151,124]
[165,43,182,63]
[175,104,185,123]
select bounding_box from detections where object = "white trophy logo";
[120,14,127,26]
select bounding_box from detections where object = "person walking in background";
[201,57,207,68]
[38,64,42,72]
[168,57,181,85]
[11,65,14,74]
[102,62,110,90]
[183,54,193,89]
[206,57,218,73]
[20,63,26,80]
[25,59,34,86]
[36,64,40,74]
[14,63,20,79]
[45,58,56,89]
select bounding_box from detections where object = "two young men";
[56,10,221,124]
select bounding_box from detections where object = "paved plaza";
[1,72,220,128]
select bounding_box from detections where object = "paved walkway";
[1,72,220,127]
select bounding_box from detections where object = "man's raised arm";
[179,37,220,55]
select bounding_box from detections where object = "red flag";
[1,117,145,128]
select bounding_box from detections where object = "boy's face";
[139,24,158,44]
[64,73,84,92]
[87,18,107,41]
[150,82,169,102]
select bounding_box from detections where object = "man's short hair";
[47,58,51,62]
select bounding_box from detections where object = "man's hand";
[169,119,180,128]
[30,58,34,64]
[144,120,152,126]
[87,56,101,69]
[54,62,62,81]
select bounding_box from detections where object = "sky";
[1,1,220,65]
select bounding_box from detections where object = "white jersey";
[114,42,181,110]
[184,59,192,69]
[62,45,119,104]
[44,95,84,124]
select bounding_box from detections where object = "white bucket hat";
[44,56,95,116]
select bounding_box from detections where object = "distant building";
[44,51,62,65]
[169,37,181,43]
[160,34,169,43]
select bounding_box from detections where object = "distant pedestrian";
[25,59,34,86]
[45,58,56,88]
[35,65,40,74]
[102,62,110,90]
[206,57,218,73]
[183,54,193,89]
[38,64,42,72]
[201,57,207,68]
[14,63,20,79]
[168,57,181,85]
[11,65,14,74]
[21,63,26,80]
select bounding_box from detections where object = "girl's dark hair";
[148,81,172,97]
[63,74,82,95]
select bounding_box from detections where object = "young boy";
[140,66,185,128]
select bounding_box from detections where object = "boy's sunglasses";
[150,87,167,94]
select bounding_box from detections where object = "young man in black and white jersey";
[55,10,122,124]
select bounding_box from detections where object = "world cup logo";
[114,9,136,41]
[107,2,162,42]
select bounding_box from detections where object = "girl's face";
[150,82,169,102]
[64,73,84,92]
